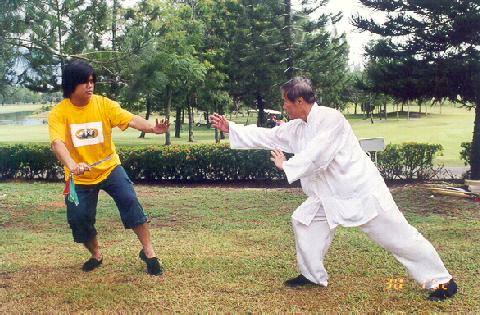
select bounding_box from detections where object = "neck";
[300,103,314,122]
[70,96,90,107]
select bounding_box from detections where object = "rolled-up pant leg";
[359,208,452,289]
[292,216,336,286]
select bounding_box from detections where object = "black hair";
[280,77,317,104]
[61,60,96,98]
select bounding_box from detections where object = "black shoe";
[428,279,458,301]
[284,274,318,287]
[82,257,102,272]
[139,250,163,276]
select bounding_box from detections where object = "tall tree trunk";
[205,110,210,128]
[215,128,220,143]
[354,102,358,115]
[383,97,387,120]
[470,102,480,179]
[283,0,294,80]
[110,0,119,98]
[139,95,152,138]
[91,0,102,50]
[256,94,266,127]
[188,93,195,142]
[53,0,64,70]
[175,106,181,138]
[165,86,172,145]
[214,101,220,143]
[219,103,225,140]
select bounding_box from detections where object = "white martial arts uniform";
[228,104,452,288]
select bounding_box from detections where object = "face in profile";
[70,75,95,102]
[282,94,303,120]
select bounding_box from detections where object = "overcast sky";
[323,0,383,67]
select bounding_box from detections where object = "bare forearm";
[129,115,155,133]
[51,140,76,170]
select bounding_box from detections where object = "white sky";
[323,0,383,68]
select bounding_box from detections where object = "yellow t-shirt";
[48,95,134,184]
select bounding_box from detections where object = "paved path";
[439,167,469,179]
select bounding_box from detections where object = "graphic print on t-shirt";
[70,121,104,147]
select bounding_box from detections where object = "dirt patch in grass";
[37,201,65,210]
[391,183,480,219]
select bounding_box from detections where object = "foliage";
[0,143,285,182]
[2,142,446,182]
[0,144,62,180]
[0,0,115,92]
[377,143,444,180]
[0,86,61,104]
[460,142,471,166]
[354,0,480,178]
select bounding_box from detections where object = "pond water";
[0,111,47,126]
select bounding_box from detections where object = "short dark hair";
[61,60,96,98]
[281,77,317,104]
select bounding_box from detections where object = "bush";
[377,143,443,180]
[0,144,62,180]
[0,144,285,182]
[460,142,471,166]
[0,142,444,182]
[119,144,286,182]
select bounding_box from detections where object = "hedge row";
[118,145,285,182]
[0,144,285,182]
[0,142,443,182]
[377,143,443,180]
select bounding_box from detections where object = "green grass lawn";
[0,103,475,166]
[0,182,478,312]
[0,103,45,114]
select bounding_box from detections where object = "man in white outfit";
[210,77,457,301]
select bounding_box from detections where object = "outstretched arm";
[51,140,91,175]
[210,113,293,153]
[128,116,170,134]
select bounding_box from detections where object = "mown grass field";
[0,103,475,166]
[0,182,479,312]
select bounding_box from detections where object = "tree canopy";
[354,0,480,178]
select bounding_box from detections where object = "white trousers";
[292,207,452,289]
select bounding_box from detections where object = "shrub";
[0,142,443,182]
[377,143,443,180]
[0,144,62,180]
[460,142,471,166]
[0,144,285,182]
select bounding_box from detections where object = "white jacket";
[228,104,398,228]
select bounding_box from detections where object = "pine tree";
[354,0,480,178]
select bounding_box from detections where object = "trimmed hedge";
[0,144,285,182]
[0,144,63,180]
[119,144,285,182]
[377,142,443,180]
[0,142,443,182]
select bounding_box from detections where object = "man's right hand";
[209,113,230,133]
[70,162,91,175]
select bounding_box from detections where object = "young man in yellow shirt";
[48,60,169,275]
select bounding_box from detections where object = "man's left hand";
[270,149,286,170]
[152,118,170,134]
